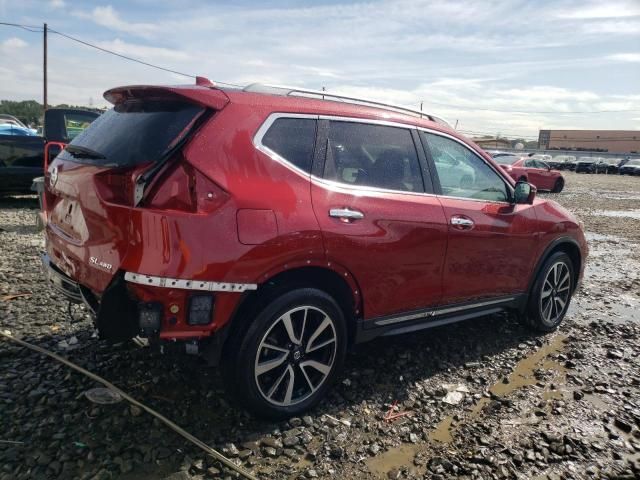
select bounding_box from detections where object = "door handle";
[450,215,474,230]
[329,208,364,222]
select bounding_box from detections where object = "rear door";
[531,159,555,190]
[420,131,539,304]
[311,119,448,322]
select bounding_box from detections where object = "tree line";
[0,100,103,127]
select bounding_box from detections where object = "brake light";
[94,168,138,205]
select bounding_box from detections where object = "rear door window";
[57,100,204,166]
[261,118,317,173]
[323,121,424,193]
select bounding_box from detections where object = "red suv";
[42,80,587,418]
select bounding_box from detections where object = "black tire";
[524,252,574,332]
[221,288,347,419]
[552,178,564,193]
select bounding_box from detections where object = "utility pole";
[43,23,48,113]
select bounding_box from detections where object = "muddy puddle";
[366,444,424,478]
[428,335,567,445]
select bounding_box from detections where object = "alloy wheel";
[539,261,571,325]
[254,306,337,407]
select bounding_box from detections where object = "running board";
[355,295,525,343]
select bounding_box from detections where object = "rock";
[164,472,191,480]
[607,349,624,360]
[283,436,299,447]
[263,447,278,457]
[260,437,283,449]
[614,418,632,433]
[442,391,465,405]
[387,469,402,479]
[130,405,142,417]
[409,433,419,443]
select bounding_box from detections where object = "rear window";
[58,100,204,166]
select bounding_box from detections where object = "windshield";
[58,100,205,166]
[606,158,620,164]
[494,156,520,165]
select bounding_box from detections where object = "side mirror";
[514,181,536,205]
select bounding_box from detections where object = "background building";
[471,136,512,150]
[538,130,640,154]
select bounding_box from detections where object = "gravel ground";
[1,171,639,480]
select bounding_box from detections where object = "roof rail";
[243,83,450,128]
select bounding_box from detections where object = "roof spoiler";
[103,80,229,110]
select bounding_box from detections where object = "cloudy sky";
[1,0,639,138]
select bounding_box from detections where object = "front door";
[420,131,539,305]
[311,120,448,321]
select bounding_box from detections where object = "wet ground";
[1,171,639,480]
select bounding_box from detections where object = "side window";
[262,118,317,173]
[524,159,535,168]
[64,112,98,141]
[323,121,424,193]
[537,160,549,169]
[421,132,509,202]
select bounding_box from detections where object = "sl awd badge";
[90,257,113,272]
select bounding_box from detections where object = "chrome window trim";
[374,296,516,327]
[124,272,257,293]
[253,112,320,179]
[416,127,515,203]
[253,112,515,204]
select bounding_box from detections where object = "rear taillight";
[94,168,138,205]
[144,162,229,213]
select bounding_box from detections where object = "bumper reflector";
[188,295,214,325]
[139,302,162,337]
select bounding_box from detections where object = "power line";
[0,22,243,87]
[0,21,43,32]
[48,28,196,79]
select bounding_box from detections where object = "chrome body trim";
[374,297,516,326]
[252,113,515,204]
[124,272,257,293]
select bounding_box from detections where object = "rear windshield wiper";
[65,145,106,160]
[134,110,208,206]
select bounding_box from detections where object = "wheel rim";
[539,261,571,325]
[254,306,337,407]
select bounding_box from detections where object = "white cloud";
[95,39,191,62]
[557,0,640,19]
[0,37,28,52]
[607,53,640,63]
[74,5,158,38]
[50,0,66,8]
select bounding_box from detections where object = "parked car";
[0,108,99,196]
[41,80,587,418]
[595,158,622,174]
[494,155,565,192]
[549,155,576,171]
[619,159,640,175]
[575,156,600,173]
[530,154,552,163]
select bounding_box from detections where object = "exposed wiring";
[0,330,259,480]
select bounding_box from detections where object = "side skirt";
[354,294,527,343]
